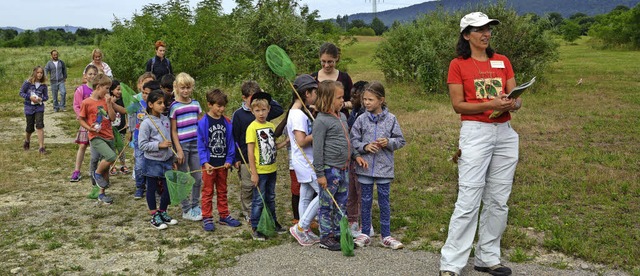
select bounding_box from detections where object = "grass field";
[0,37,638,275]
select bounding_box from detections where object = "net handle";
[324,187,345,218]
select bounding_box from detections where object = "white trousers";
[299,179,320,229]
[440,121,519,274]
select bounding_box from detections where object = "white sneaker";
[354,233,371,247]
[349,221,362,236]
[381,236,404,250]
[369,227,375,237]
[182,207,203,221]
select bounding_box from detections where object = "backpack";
[150,57,171,75]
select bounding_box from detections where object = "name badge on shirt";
[490,60,505,69]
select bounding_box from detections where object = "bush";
[375,2,559,93]
[101,0,343,105]
[348,27,376,36]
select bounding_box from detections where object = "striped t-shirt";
[169,100,202,143]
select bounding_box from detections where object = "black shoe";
[474,264,512,276]
[319,237,341,251]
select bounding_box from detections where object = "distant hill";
[0,25,85,33]
[0,27,24,33]
[347,0,640,25]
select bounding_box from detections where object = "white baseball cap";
[460,12,500,33]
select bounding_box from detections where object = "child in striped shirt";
[169,72,204,221]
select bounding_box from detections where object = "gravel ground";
[217,242,630,276]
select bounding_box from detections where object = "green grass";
[0,36,639,274]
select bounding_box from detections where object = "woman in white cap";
[439,12,522,276]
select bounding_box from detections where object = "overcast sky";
[2,0,428,30]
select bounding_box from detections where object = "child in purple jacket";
[20,66,49,154]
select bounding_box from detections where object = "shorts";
[25,112,44,133]
[89,137,117,162]
[75,126,89,145]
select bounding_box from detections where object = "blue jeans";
[50,81,66,110]
[250,172,279,229]
[318,167,348,239]
[146,176,170,211]
[178,141,202,212]
[361,182,391,238]
[134,141,146,191]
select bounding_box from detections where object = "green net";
[165,170,195,206]
[113,127,124,151]
[339,215,355,256]
[121,83,142,114]
[87,185,100,199]
[256,188,276,237]
[265,45,297,82]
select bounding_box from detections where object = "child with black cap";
[275,74,321,246]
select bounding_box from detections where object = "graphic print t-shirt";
[79,97,113,141]
[245,121,277,174]
[207,116,228,167]
[447,54,514,123]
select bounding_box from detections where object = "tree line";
[0,28,111,48]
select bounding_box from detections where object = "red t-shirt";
[447,54,515,123]
[79,97,114,141]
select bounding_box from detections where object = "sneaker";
[275,225,287,235]
[381,236,404,250]
[23,140,30,151]
[93,171,109,188]
[182,207,203,221]
[439,271,459,276]
[349,221,362,236]
[306,229,320,243]
[70,170,81,182]
[369,227,375,237]
[474,264,512,276]
[98,194,113,205]
[151,213,168,230]
[158,211,178,225]
[354,233,371,248]
[251,230,266,241]
[38,147,47,154]
[109,166,118,176]
[319,237,341,251]
[120,166,131,174]
[134,188,144,199]
[219,216,241,227]
[289,224,314,246]
[202,217,215,232]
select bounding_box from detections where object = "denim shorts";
[143,157,173,178]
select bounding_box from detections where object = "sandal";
[120,166,131,174]
[109,167,119,176]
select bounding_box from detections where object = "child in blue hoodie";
[350,81,406,250]
[197,89,240,232]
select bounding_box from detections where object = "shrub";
[101,0,343,105]
[375,2,559,94]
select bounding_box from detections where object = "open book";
[489,76,536,119]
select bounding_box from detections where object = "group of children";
[20,65,408,251]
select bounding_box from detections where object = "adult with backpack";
[145,40,173,81]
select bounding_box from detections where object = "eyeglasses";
[470,26,493,34]
[321,60,336,65]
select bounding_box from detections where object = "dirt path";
[7,107,74,144]
[216,243,630,276]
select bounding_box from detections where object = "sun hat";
[460,12,500,33]
[293,74,318,94]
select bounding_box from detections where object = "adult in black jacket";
[146,40,173,81]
